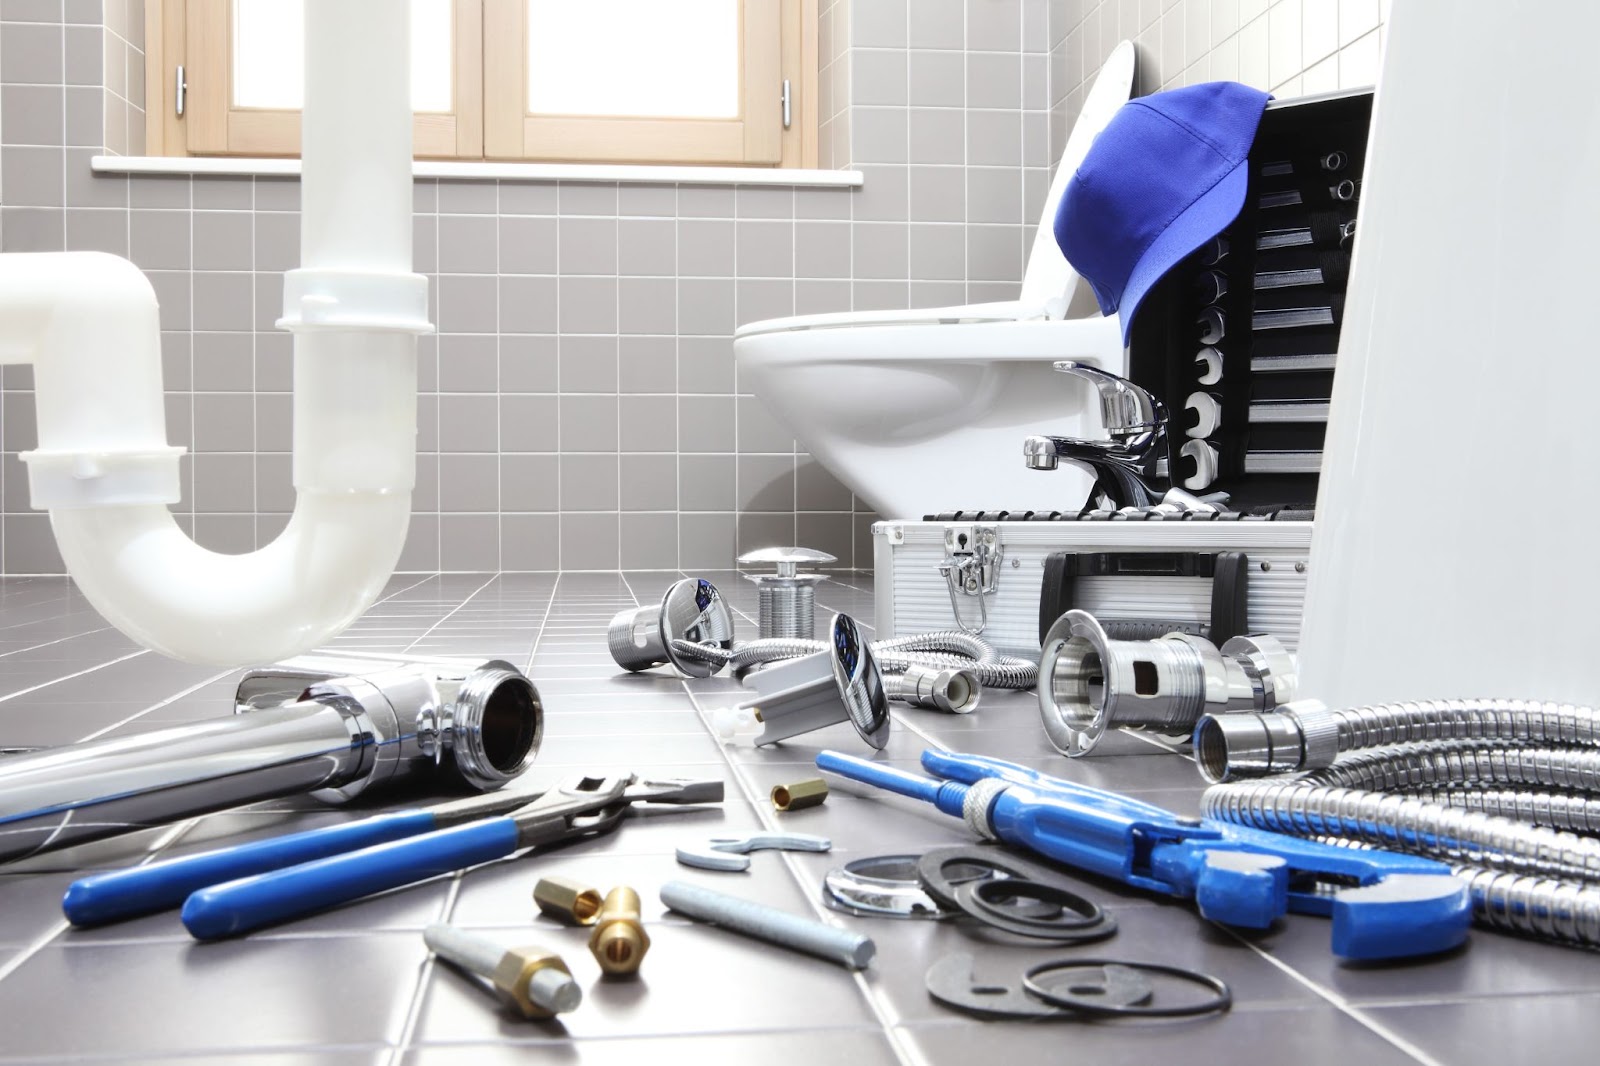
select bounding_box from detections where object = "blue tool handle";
[62,810,439,927]
[815,750,970,818]
[181,816,520,940]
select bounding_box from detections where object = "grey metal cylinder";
[1038,609,1295,757]
[660,879,875,969]
[884,664,980,714]
[608,578,733,677]
[0,657,543,864]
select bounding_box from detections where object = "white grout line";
[0,626,113,660]
[0,649,149,707]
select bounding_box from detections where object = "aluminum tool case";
[873,518,1313,661]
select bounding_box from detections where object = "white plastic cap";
[21,445,185,509]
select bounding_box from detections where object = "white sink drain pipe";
[0,0,429,666]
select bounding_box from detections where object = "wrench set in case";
[873,92,1373,653]
[1147,88,1373,509]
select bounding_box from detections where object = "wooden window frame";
[146,0,815,167]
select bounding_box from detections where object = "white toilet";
[735,42,1137,519]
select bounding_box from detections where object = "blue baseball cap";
[1055,81,1270,345]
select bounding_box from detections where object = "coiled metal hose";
[1325,698,1600,755]
[1307,743,1600,795]
[1203,775,1600,947]
[670,630,1038,690]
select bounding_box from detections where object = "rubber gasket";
[925,953,1151,1020]
[952,878,1116,942]
[964,877,1108,931]
[1022,958,1232,1018]
[915,845,1078,912]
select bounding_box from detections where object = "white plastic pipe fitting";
[0,0,430,666]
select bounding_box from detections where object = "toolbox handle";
[1037,551,1249,645]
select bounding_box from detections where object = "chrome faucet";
[1023,361,1172,510]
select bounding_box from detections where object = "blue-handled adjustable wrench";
[816,749,1472,960]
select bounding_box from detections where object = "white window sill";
[91,156,863,188]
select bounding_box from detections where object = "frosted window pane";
[233,0,453,113]
[527,0,739,118]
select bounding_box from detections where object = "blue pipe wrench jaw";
[919,750,1473,961]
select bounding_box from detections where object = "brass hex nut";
[491,948,578,1019]
[534,874,603,926]
[771,778,829,812]
[588,886,651,976]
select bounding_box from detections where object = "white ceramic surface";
[733,42,1138,519]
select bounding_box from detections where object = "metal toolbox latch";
[938,525,1002,634]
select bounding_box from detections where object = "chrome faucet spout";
[1023,364,1171,510]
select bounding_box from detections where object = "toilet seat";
[736,41,1136,344]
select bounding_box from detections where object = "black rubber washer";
[916,845,1079,912]
[965,877,1107,932]
[1022,958,1232,1018]
[952,878,1117,942]
[925,953,1151,1020]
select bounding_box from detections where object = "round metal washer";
[925,953,1151,1020]
[823,854,953,920]
[1023,958,1232,1018]
[952,878,1116,942]
[916,845,1083,912]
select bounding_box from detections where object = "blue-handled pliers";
[64,773,722,938]
[816,748,1472,960]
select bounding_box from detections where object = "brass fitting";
[771,778,829,812]
[588,886,650,976]
[492,947,582,1019]
[534,875,603,926]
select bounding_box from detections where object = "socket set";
[1129,89,1374,512]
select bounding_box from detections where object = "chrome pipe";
[0,657,542,864]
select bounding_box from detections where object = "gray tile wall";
[1048,0,1388,179]
[0,0,1065,573]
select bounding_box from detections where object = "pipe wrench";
[816,749,1471,960]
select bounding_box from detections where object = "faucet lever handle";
[1052,361,1160,438]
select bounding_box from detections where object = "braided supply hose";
[1195,697,1600,782]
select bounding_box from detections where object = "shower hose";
[1201,697,1600,948]
[671,630,1038,690]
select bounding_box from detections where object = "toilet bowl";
[735,42,1137,520]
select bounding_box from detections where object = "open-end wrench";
[676,832,832,872]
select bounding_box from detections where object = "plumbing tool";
[1186,391,1222,438]
[1251,352,1336,373]
[1180,439,1218,491]
[589,886,650,975]
[1330,178,1361,202]
[1253,307,1335,331]
[771,778,829,812]
[1037,609,1297,757]
[1260,160,1294,177]
[607,577,733,676]
[172,773,722,939]
[1255,267,1325,290]
[1194,347,1223,384]
[65,772,720,929]
[1199,235,1229,264]
[1194,270,1228,303]
[1258,189,1304,209]
[1257,227,1313,250]
[814,748,1473,960]
[5,656,542,867]
[676,831,831,872]
[660,879,876,970]
[1198,307,1227,344]
[424,923,581,1019]
[714,613,889,749]
[1320,150,1348,171]
[1339,219,1357,248]
[738,547,836,639]
[533,875,602,926]
[1244,449,1322,474]
[1249,400,1330,423]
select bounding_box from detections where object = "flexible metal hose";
[1403,788,1600,835]
[669,632,1038,689]
[1305,743,1600,795]
[1325,698,1600,754]
[1202,779,1600,885]
[1451,865,1600,946]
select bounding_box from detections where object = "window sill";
[90,156,864,188]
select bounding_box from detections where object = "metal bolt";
[424,923,581,1019]
[1295,561,1306,573]
[660,879,876,970]
[1260,560,1273,572]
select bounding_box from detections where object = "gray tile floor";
[0,571,1580,1064]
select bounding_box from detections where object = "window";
[146,0,817,167]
